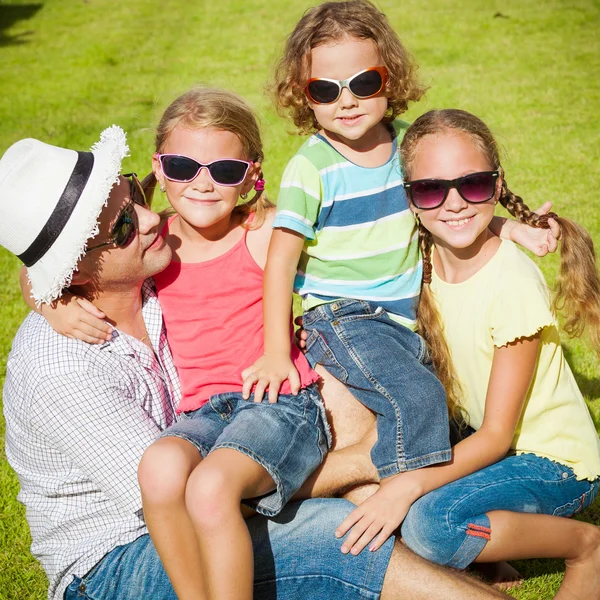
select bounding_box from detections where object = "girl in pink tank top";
[135,89,329,600]
[33,88,329,600]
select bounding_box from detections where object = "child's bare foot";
[470,561,523,591]
[555,524,600,599]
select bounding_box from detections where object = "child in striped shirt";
[241,1,449,520]
[242,0,558,549]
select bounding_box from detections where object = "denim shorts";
[401,453,600,569]
[64,498,394,600]
[303,299,451,478]
[160,383,330,517]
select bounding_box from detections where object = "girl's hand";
[40,294,112,344]
[241,354,301,403]
[335,477,417,555]
[501,202,561,257]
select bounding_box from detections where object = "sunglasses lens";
[112,206,136,247]
[459,172,497,202]
[161,155,200,182]
[349,70,383,98]
[307,80,341,104]
[209,160,249,186]
[410,180,447,210]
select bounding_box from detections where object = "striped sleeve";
[273,154,322,240]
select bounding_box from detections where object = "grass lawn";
[1,0,599,598]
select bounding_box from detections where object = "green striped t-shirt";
[273,121,421,330]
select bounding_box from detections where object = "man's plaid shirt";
[3,281,181,600]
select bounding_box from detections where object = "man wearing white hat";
[0,130,508,600]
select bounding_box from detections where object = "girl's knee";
[401,494,454,565]
[138,437,200,504]
[185,462,240,527]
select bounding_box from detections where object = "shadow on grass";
[0,3,43,47]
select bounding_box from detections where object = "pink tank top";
[153,216,320,414]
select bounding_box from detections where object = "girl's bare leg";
[477,511,600,599]
[138,437,207,600]
[185,447,275,600]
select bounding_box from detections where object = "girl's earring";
[240,192,249,200]
[160,183,166,193]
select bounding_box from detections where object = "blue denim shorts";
[303,299,451,478]
[64,498,394,600]
[160,383,330,517]
[402,453,600,569]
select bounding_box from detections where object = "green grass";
[1,0,599,598]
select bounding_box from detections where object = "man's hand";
[335,473,420,555]
[241,353,301,403]
[501,201,561,257]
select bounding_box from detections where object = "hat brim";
[27,126,129,304]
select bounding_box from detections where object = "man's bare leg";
[316,364,375,450]
[381,542,510,600]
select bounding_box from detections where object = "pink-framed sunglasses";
[154,153,253,186]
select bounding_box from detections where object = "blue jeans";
[64,498,394,600]
[401,453,600,569]
[303,299,451,478]
[160,384,330,516]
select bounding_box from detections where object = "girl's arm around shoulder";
[490,201,560,257]
[19,265,112,344]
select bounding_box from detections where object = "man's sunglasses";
[155,153,253,186]
[404,171,500,211]
[87,173,148,252]
[305,66,388,105]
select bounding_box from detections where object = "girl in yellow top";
[336,109,600,598]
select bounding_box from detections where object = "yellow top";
[431,240,600,481]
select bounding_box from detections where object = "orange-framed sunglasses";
[305,66,388,105]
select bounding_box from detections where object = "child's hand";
[241,354,301,403]
[334,476,418,555]
[504,202,561,257]
[294,316,308,351]
[41,294,112,344]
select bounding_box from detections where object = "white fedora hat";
[0,125,129,304]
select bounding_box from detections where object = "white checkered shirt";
[3,280,181,600]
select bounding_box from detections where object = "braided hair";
[400,109,600,414]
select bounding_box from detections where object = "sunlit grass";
[0,0,598,597]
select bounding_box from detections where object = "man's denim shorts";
[64,498,393,600]
[160,383,330,517]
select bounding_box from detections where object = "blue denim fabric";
[160,383,330,517]
[64,498,393,600]
[303,299,451,478]
[401,453,600,569]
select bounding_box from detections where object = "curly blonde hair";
[142,87,273,228]
[272,0,426,134]
[400,109,600,417]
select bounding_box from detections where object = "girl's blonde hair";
[143,87,273,228]
[273,0,426,134]
[400,109,600,417]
